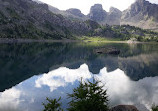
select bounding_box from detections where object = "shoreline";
[0,38,157,44]
[0,38,79,43]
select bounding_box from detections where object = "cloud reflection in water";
[0,64,158,111]
[35,64,92,92]
[0,88,22,111]
[96,68,158,111]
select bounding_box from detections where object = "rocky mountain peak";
[134,0,151,9]
[121,0,158,31]
[91,4,104,10]
[109,7,121,14]
[128,0,158,18]
[107,7,122,25]
[136,0,149,4]
[136,0,145,3]
[66,8,85,17]
[88,4,107,22]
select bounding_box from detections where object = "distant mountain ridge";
[40,0,158,31]
[48,5,88,21]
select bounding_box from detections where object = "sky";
[37,0,158,15]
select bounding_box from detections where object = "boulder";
[94,47,120,55]
[109,105,139,111]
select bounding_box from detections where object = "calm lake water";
[0,42,158,111]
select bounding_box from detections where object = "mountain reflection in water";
[0,42,158,111]
[0,64,158,111]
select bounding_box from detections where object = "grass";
[76,36,123,43]
[73,36,128,47]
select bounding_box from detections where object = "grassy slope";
[76,36,125,43]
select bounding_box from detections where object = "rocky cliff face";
[87,4,122,25]
[107,7,122,25]
[88,4,107,22]
[121,0,158,31]
[87,1,158,31]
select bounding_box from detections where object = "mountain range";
[0,0,157,40]
[45,0,158,32]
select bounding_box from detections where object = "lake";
[0,42,158,111]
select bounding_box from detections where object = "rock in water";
[94,48,120,55]
[109,105,139,111]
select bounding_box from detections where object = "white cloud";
[35,64,92,91]
[0,88,22,111]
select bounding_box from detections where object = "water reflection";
[0,64,158,111]
[97,68,158,111]
[0,43,158,91]
[0,88,22,111]
[0,42,158,111]
[118,53,158,80]
[35,64,91,92]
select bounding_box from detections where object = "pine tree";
[67,79,108,111]
[43,97,63,111]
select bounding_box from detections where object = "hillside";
[0,0,157,41]
[0,0,95,39]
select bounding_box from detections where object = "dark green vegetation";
[152,105,158,111]
[0,0,158,41]
[81,25,158,42]
[43,79,108,111]
[111,25,158,42]
[68,79,108,111]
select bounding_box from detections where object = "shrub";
[43,79,109,111]
[67,79,108,111]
